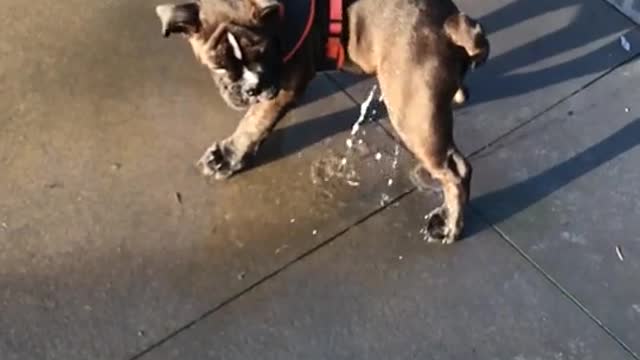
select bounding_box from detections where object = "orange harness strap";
[326,0,345,69]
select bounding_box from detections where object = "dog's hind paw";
[424,207,459,245]
[196,142,244,180]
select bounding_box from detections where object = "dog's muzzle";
[214,77,279,110]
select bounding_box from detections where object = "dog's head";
[155,1,283,110]
[196,23,283,110]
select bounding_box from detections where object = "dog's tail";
[444,13,489,68]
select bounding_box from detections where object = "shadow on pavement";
[465,118,640,238]
[333,0,632,106]
[468,0,633,104]
[255,0,633,168]
[253,106,358,168]
[250,88,388,170]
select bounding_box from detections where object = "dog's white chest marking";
[242,67,259,88]
[227,31,260,89]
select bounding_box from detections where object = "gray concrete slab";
[328,0,640,154]
[2,0,639,359]
[0,1,414,359]
[471,59,640,355]
[138,192,633,360]
[605,0,640,25]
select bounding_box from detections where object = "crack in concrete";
[128,187,415,360]
[128,51,640,360]
[471,205,640,360]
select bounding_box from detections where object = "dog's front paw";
[196,142,244,180]
[423,207,460,245]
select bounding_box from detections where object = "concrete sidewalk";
[606,0,640,25]
[1,0,640,359]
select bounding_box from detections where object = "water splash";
[391,144,400,169]
[351,85,378,136]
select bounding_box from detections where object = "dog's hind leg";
[403,114,471,244]
[377,66,471,243]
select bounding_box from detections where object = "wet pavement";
[1,0,640,359]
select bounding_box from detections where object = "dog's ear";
[249,0,283,24]
[155,2,202,37]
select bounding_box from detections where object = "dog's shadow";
[463,118,640,238]
[249,79,388,168]
[248,0,634,170]
[253,105,357,167]
[322,0,635,108]
[234,0,637,233]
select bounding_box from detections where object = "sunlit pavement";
[1,1,640,359]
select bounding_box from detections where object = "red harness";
[280,0,345,69]
[326,0,346,68]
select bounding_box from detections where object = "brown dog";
[155,0,489,244]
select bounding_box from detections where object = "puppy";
[155,0,489,244]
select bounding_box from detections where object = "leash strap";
[279,0,345,69]
[281,0,316,63]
